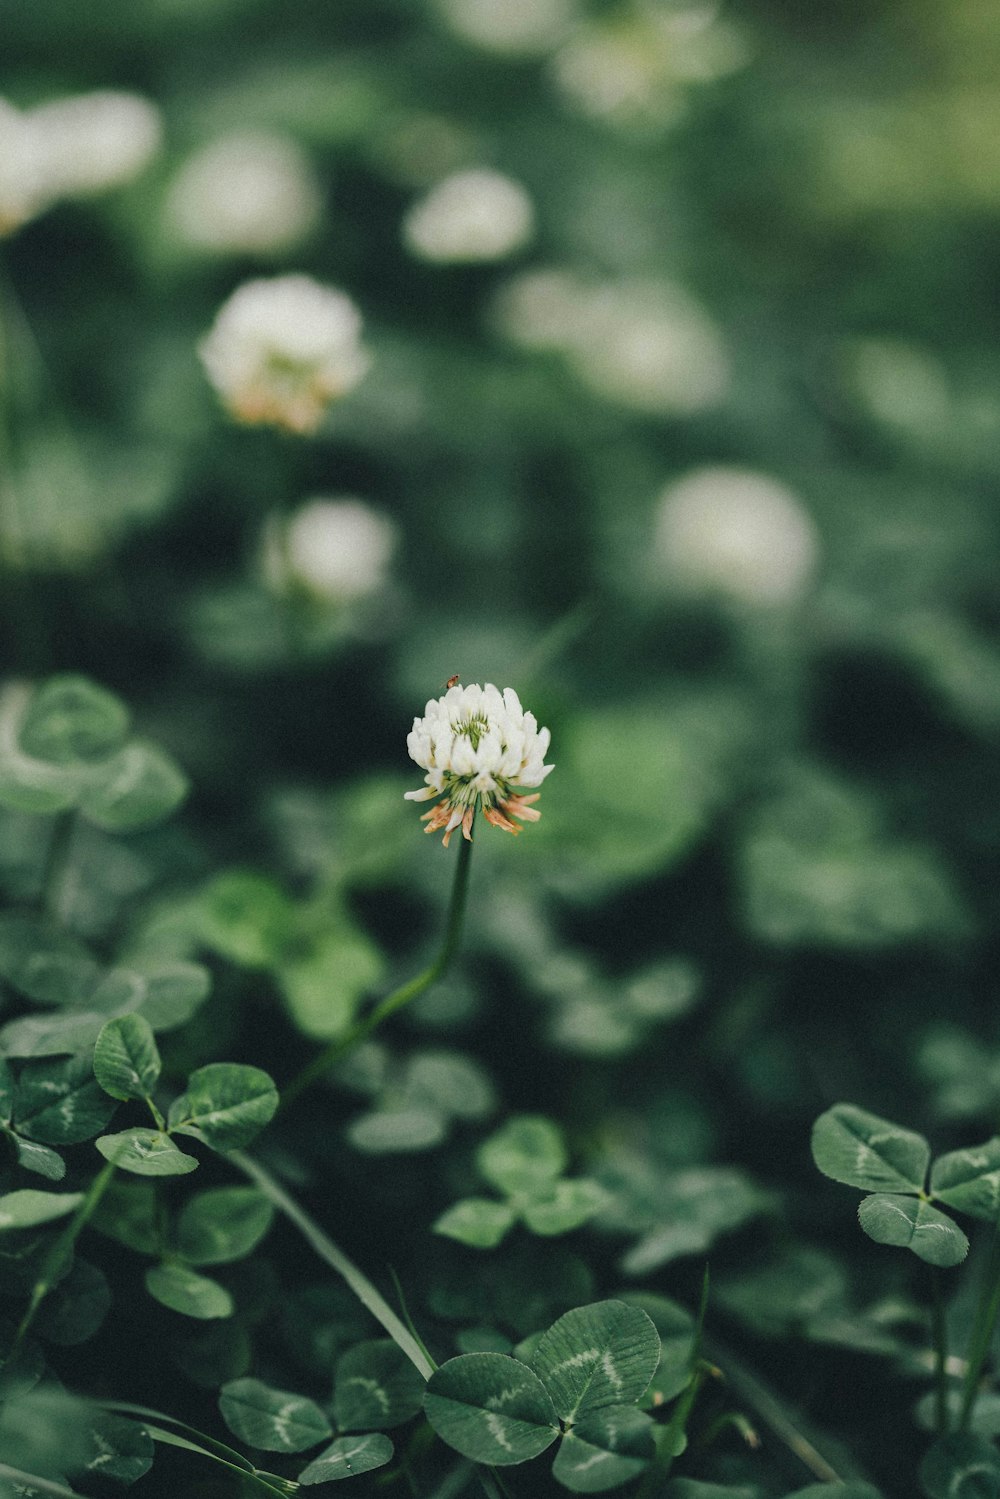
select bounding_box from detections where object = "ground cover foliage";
[2,0,1000,1495]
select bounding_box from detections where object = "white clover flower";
[434,0,576,55]
[261,497,396,603]
[198,274,371,434]
[29,91,163,198]
[405,682,553,846]
[494,270,729,414]
[402,169,534,264]
[552,6,747,129]
[165,131,322,257]
[1,90,161,237]
[0,99,51,236]
[654,466,820,606]
[490,267,585,349]
[568,280,729,414]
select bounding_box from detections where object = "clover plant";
[4,7,1000,1492]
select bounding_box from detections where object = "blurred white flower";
[434,0,577,55]
[0,99,51,235]
[165,131,322,257]
[489,267,584,349]
[654,467,820,606]
[405,681,553,846]
[198,274,370,434]
[402,169,534,264]
[261,497,396,604]
[569,281,728,413]
[494,270,729,414]
[1,89,161,236]
[553,5,747,130]
[840,337,951,433]
[29,91,163,198]
[554,23,672,124]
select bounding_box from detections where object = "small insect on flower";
[405,681,553,846]
[445,674,460,689]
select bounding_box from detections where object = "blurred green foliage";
[2,0,1000,1495]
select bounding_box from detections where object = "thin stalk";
[700,1331,849,1484]
[696,1410,759,1453]
[389,1265,438,1373]
[281,834,474,1110]
[930,1267,950,1435]
[97,1401,262,1475]
[637,1368,711,1499]
[514,598,595,686]
[97,1406,296,1497]
[0,254,24,485]
[0,261,54,671]
[40,809,76,921]
[427,1462,478,1499]
[959,1219,1000,1432]
[143,1426,290,1497]
[637,1269,711,1499]
[658,1364,709,1484]
[476,1470,509,1499]
[14,1158,116,1350]
[227,1149,434,1379]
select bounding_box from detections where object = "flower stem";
[97,1402,292,1497]
[638,1366,710,1497]
[280,833,474,1109]
[958,1219,1000,1431]
[637,1268,711,1498]
[930,1267,950,1435]
[40,808,76,922]
[227,1148,435,1379]
[700,1331,849,1484]
[14,1158,116,1351]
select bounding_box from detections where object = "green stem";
[281,833,474,1110]
[477,1470,510,1499]
[40,809,76,921]
[696,1410,759,1453]
[98,1402,259,1473]
[227,1149,434,1379]
[145,1430,289,1497]
[0,254,23,487]
[959,1219,1000,1432]
[637,1269,711,1499]
[931,1267,950,1436]
[636,1366,708,1499]
[389,1265,438,1374]
[0,261,50,672]
[97,1404,291,1497]
[700,1331,848,1484]
[14,1158,116,1350]
[514,598,596,686]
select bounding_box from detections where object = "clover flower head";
[494,270,729,415]
[166,131,322,257]
[1,90,161,237]
[654,465,819,606]
[29,90,163,199]
[261,496,397,604]
[198,274,370,435]
[405,682,553,846]
[552,8,746,129]
[402,168,535,264]
[0,99,50,236]
[435,0,576,56]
